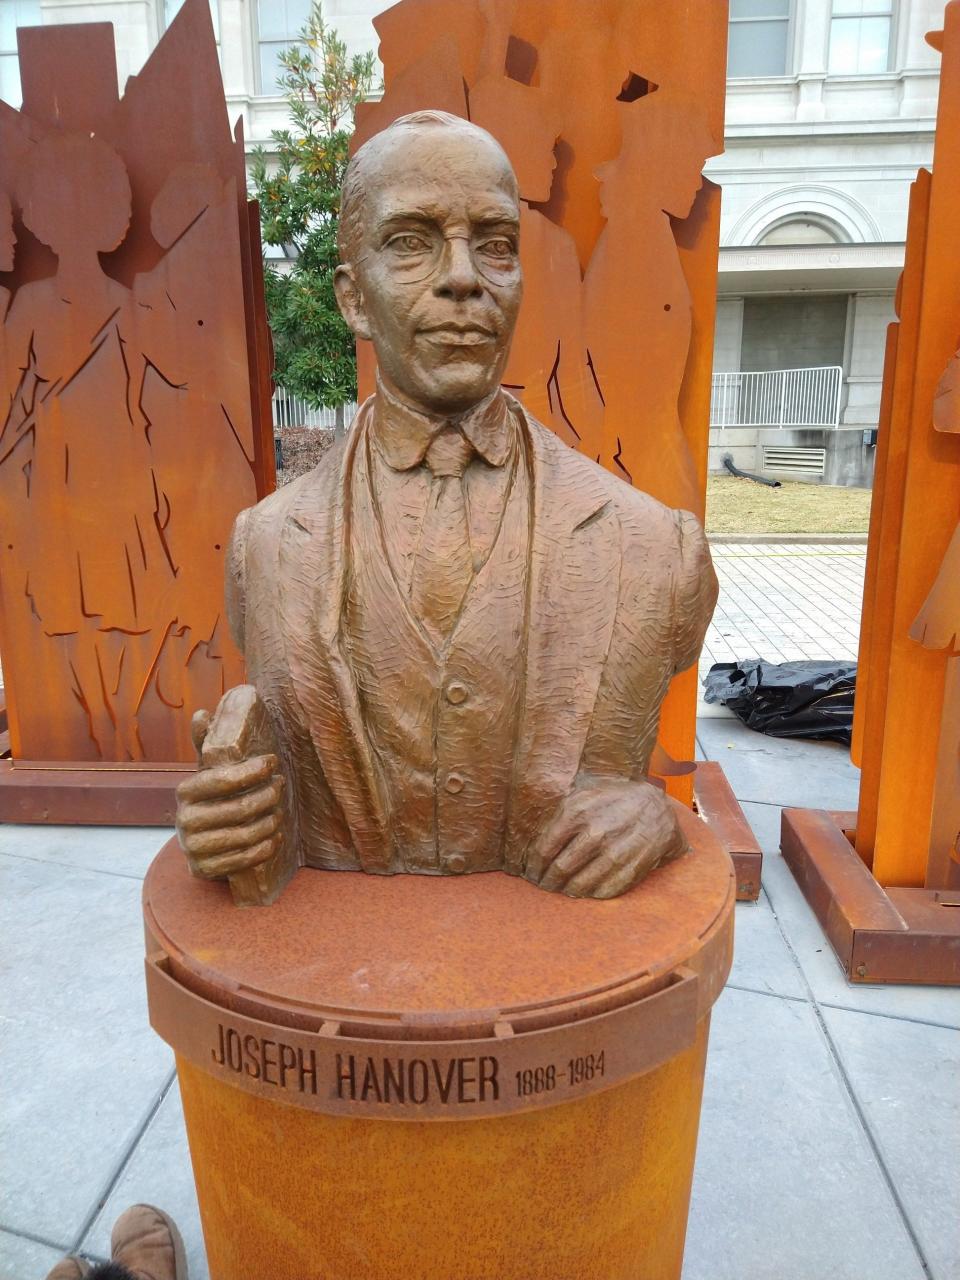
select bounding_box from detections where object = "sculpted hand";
[524,778,688,899]
[176,688,285,885]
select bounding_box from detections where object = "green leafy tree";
[250,3,376,420]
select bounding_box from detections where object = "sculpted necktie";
[411,426,475,643]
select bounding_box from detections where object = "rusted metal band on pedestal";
[144,819,734,1120]
[147,954,712,1120]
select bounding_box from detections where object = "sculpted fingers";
[538,829,599,892]
[184,810,282,857]
[190,708,212,756]
[589,847,662,899]
[565,818,688,900]
[187,834,283,881]
[177,776,284,836]
[176,754,279,804]
[525,807,582,881]
[527,788,631,882]
[563,833,657,899]
[561,853,613,899]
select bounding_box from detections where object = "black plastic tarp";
[702,659,857,745]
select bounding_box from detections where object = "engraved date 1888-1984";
[515,1051,606,1099]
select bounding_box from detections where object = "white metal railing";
[272,388,358,431]
[710,366,844,430]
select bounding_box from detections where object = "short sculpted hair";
[338,110,515,266]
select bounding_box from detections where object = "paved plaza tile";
[699,542,866,702]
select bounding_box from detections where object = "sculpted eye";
[389,233,431,254]
[479,238,516,258]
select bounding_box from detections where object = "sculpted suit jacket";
[225,397,718,877]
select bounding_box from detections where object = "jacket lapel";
[505,405,621,871]
[279,401,392,873]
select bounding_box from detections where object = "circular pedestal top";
[145,807,733,1118]
[146,805,732,1033]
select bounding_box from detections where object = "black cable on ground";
[722,452,782,488]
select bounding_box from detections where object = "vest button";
[445,680,469,705]
[446,853,467,873]
[444,772,465,794]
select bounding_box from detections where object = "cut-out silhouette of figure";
[470,68,604,456]
[584,93,715,510]
[0,3,272,772]
[346,0,726,804]
[127,162,257,756]
[0,193,12,321]
[1,134,175,760]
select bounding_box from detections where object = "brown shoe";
[44,1260,91,1280]
[110,1204,188,1280]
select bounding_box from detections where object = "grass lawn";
[705,474,873,535]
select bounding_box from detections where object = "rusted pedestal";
[144,806,734,1280]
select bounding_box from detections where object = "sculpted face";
[335,122,523,415]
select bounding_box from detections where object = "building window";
[828,0,893,75]
[756,217,843,246]
[257,0,311,95]
[728,0,792,78]
[0,0,40,107]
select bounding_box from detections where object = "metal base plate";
[694,761,763,900]
[0,759,190,826]
[781,807,960,986]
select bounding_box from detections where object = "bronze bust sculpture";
[176,111,718,904]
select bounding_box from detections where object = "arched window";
[756,217,846,246]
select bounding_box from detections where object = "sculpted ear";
[334,265,371,342]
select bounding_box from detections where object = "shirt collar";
[371,375,514,471]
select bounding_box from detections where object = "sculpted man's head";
[334,111,523,416]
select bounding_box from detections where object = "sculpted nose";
[434,236,482,299]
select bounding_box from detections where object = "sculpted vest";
[343,429,529,874]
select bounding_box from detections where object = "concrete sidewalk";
[2,718,958,1280]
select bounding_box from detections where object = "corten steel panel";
[851,175,932,866]
[0,760,185,825]
[860,3,960,887]
[0,0,274,768]
[693,761,762,900]
[781,808,960,985]
[849,322,898,783]
[350,0,728,805]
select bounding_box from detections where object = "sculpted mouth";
[420,324,496,346]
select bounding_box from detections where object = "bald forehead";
[368,123,519,192]
[361,125,518,220]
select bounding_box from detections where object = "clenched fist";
[524,777,688,899]
[176,685,289,906]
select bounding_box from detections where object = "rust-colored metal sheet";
[351,0,729,806]
[854,3,960,887]
[0,759,187,824]
[851,173,932,867]
[781,808,960,985]
[693,761,762,901]
[0,0,274,775]
[175,1024,712,1280]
